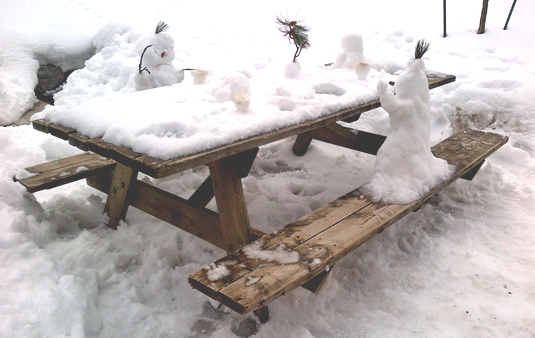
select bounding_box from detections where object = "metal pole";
[443,0,447,37]
[504,0,517,30]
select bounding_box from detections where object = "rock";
[34,64,71,104]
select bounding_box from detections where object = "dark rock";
[34,64,72,104]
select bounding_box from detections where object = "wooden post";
[104,163,138,229]
[443,0,447,37]
[292,132,313,156]
[478,0,490,34]
[504,0,517,30]
[209,157,252,254]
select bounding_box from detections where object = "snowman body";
[134,31,184,91]
[332,34,365,69]
[363,58,453,204]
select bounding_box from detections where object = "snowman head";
[341,34,363,55]
[394,58,429,101]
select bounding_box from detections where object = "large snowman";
[362,40,453,204]
[133,21,184,91]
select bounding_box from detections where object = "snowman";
[133,21,184,91]
[362,40,453,204]
[332,34,371,80]
[332,34,365,68]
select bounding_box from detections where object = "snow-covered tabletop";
[37,68,384,161]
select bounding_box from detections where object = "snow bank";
[0,0,100,125]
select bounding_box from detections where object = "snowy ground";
[1,0,535,337]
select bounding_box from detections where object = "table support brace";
[104,163,138,229]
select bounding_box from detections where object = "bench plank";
[16,153,116,193]
[189,129,508,315]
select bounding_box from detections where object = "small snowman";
[362,40,453,204]
[332,34,371,80]
[133,21,184,91]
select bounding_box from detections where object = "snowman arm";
[139,44,153,74]
[377,81,401,113]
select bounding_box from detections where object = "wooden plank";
[104,163,138,229]
[87,173,226,250]
[88,138,146,169]
[189,193,375,296]
[209,156,253,253]
[24,152,102,174]
[68,132,94,151]
[16,154,116,193]
[189,130,508,314]
[47,123,77,140]
[427,74,456,90]
[32,119,49,133]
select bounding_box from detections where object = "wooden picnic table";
[25,71,509,322]
[30,72,456,254]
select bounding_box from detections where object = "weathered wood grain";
[104,163,138,229]
[47,123,77,140]
[189,129,508,315]
[188,148,258,208]
[16,153,116,193]
[209,156,252,253]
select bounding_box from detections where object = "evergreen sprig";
[155,21,169,34]
[415,39,430,59]
[276,15,311,63]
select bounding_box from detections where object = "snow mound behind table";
[0,0,101,125]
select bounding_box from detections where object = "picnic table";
[20,72,508,321]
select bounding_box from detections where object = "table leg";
[292,131,313,156]
[104,163,138,229]
[209,156,253,254]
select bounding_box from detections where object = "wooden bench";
[14,152,116,193]
[189,129,508,317]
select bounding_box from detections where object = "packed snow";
[1,0,535,337]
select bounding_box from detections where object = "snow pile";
[242,240,299,264]
[362,57,454,204]
[0,0,100,125]
[205,263,230,282]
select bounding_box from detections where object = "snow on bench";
[15,152,116,193]
[189,129,508,316]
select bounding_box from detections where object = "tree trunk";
[477,0,490,34]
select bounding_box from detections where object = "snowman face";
[149,33,176,65]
